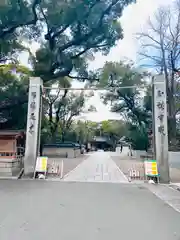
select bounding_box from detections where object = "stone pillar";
[153,75,169,183]
[24,77,43,176]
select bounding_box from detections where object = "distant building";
[90,136,114,151]
[0,130,25,177]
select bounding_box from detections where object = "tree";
[0,0,134,114]
[0,0,134,80]
[99,62,148,125]
[99,61,152,150]
[33,0,134,81]
[45,91,85,141]
[58,92,85,142]
[71,119,126,144]
[136,0,180,144]
[101,120,126,138]
[0,0,40,38]
[126,123,149,150]
[0,64,31,129]
[0,0,135,115]
[0,0,133,80]
[43,77,71,137]
[73,120,90,144]
[0,0,40,63]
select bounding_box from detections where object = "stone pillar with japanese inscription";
[24,77,43,176]
[153,75,169,183]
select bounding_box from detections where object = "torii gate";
[24,75,170,183]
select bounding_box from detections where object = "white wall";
[168,152,180,169]
[133,151,180,169]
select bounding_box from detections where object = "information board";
[144,160,159,177]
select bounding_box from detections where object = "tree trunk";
[48,103,55,137]
[61,131,66,142]
[167,73,177,149]
[168,94,177,149]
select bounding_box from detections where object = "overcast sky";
[72,0,171,121]
[22,0,172,122]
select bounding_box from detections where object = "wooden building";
[0,130,25,177]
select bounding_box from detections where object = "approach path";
[63,151,128,183]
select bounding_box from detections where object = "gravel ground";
[112,156,145,180]
[112,156,180,183]
[47,154,89,178]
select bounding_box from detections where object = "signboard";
[35,157,48,173]
[144,160,158,177]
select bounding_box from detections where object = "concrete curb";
[0,176,19,180]
[0,168,24,180]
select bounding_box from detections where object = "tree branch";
[57,0,119,53]
[136,32,161,46]
[68,75,99,81]
[0,0,41,38]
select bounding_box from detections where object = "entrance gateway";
[24,75,170,183]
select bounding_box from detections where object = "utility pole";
[153,75,170,183]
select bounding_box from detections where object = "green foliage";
[101,120,126,137]
[127,124,149,150]
[0,64,30,129]
[0,0,37,63]
[0,0,41,39]
[45,89,86,141]
[73,120,92,143]
[69,119,126,144]
[0,0,134,114]
[0,39,26,63]
[99,61,149,125]
[143,86,152,112]
[42,116,127,145]
[98,61,152,150]
[31,0,135,81]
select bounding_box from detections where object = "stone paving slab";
[146,183,180,213]
[63,152,128,183]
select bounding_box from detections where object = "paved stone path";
[63,152,128,183]
[1,180,180,240]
